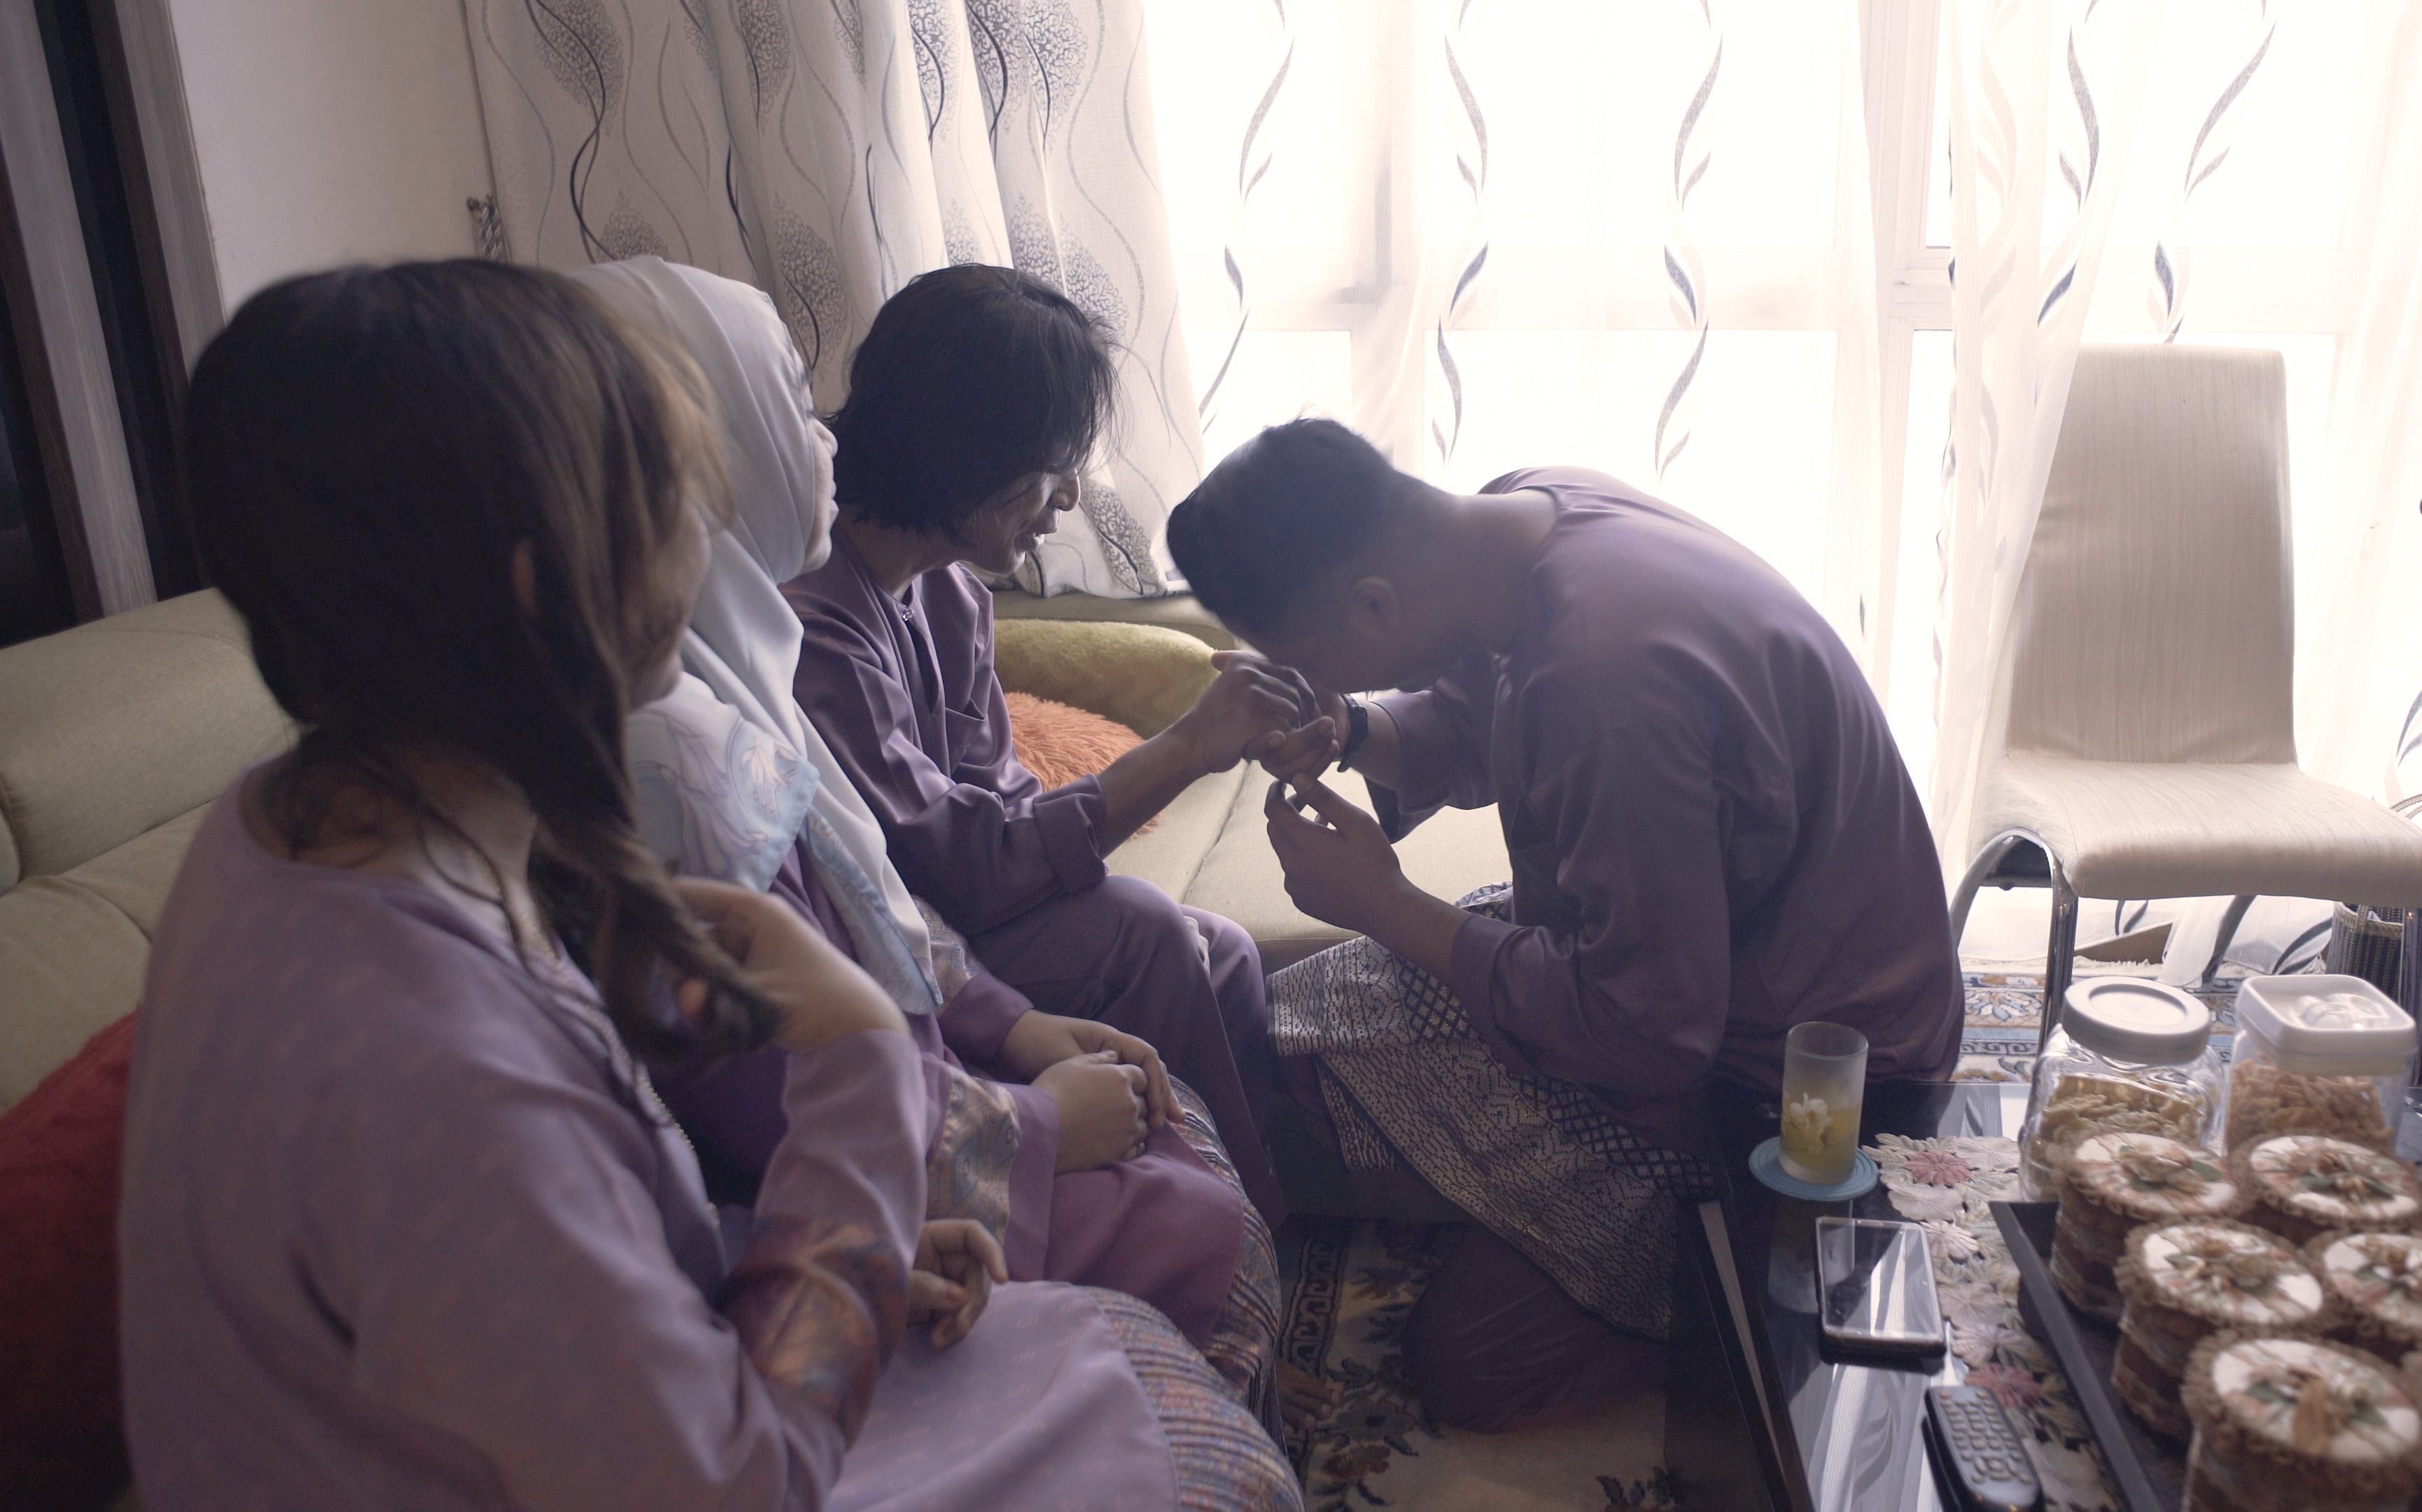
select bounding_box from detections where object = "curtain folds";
[465,0,1203,598]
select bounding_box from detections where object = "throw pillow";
[1003,692,1166,836]
[993,620,1218,738]
[0,1011,134,1506]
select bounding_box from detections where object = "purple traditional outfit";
[119,788,1301,1510]
[783,537,1283,1226]
[562,259,1277,1423]
[1272,466,1960,1429]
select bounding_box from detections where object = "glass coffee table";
[1667,1079,2028,1511]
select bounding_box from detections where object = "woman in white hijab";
[578,258,1289,1435]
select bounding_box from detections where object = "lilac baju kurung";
[118,783,1298,1509]
[660,843,1270,1374]
[1271,466,1959,1431]
[782,535,1282,1225]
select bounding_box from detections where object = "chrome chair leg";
[2199,894,2258,990]
[1949,833,2028,949]
[2041,867,2079,1054]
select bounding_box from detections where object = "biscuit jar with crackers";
[2178,1329,2422,1511]
[2019,976,2223,1200]
[2306,1230,2422,1357]
[2113,1218,2330,1441]
[2234,1133,2422,1246]
[2222,975,2414,1156]
[2053,1131,2247,1321]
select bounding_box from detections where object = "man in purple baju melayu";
[1168,419,1961,1434]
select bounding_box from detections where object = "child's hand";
[911,1219,1008,1348]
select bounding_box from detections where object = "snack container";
[2306,1230,2422,1355]
[2114,1218,2330,1441]
[2052,1131,2246,1321]
[2234,1134,2422,1246]
[2222,974,2414,1155]
[2019,977,2222,1198]
[2179,1331,2422,1511]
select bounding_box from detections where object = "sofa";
[0,584,1508,1119]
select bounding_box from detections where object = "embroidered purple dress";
[659,843,1277,1409]
[782,536,1282,1224]
[118,784,1298,1510]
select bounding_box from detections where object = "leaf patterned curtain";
[465,0,1201,598]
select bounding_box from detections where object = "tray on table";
[1989,1200,2183,1512]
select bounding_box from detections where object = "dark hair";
[184,260,774,1068]
[827,264,1116,536]
[1167,419,1409,638]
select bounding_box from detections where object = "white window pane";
[1145,0,1346,251]
[1441,0,1840,249]
[1438,330,1837,605]
[1184,330,1352,468]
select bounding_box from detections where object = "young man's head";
[1168,419,1459,694]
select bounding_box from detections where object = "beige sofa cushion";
[0,592,290,888]
[0,873,151,1114]
[1103,765,1247,903]
[994,620,1219,739]
[1183,770,1513,972]
[990,589,1238,650]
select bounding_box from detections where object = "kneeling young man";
[1168,420,1961,1433]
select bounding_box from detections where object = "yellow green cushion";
[993,619,1219,739]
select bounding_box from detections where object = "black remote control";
[1924,1384,2042,1511]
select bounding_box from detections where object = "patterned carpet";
[1265,963,2230,1508]
[1953,962,2241,1084]
[1275,1218,1674,1511]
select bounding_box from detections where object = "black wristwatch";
[1336,698,1371,771]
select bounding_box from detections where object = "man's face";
[1251,587,1446,698]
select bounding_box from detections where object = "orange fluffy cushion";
[1003,692,1157,832]
[1004,690,1144,785]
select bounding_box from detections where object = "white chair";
[1947,344,2422,1046]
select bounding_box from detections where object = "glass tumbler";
[1779,1021,1869,1185]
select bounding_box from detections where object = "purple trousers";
[969,875,1285,1228]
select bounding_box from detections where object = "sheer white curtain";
[1149,0,1893,668]
[465,0,1201,598]
[1149,0,2422,862]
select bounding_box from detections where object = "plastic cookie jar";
[2222,974,2415,1156]
[2019,978,2223,1200]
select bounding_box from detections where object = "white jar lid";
[2234,974,2414,1075]
[2060,978,2213,1064]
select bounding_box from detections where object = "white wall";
[167,0,494,309]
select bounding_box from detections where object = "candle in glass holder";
[1779,1020,1869,1186]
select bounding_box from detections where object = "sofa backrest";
[0,591,291,1111]
[0,591,292,891]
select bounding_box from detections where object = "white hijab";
[573,256,940,1013]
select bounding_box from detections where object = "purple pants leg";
[968,875,1284,1226]
[1406,1225,1668,1434]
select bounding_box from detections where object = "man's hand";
[1264,778,1467,979]
[671,878,906,1053]
[1032,1051,1152,1172]
[1168,651,1317,778]
[1263,777,1409,935]
[911,1219,1007,1348]
[996,1011,1176,1128]
[1261,683,1348,785]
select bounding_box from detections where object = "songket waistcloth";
[1271,886,1718,1340]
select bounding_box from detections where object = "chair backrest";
[2000,343,2296,765]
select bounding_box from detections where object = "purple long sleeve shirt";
[782,534,1107,936]
[1374,469,1960,1149]
[118,781,1177,1510]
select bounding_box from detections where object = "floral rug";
[1276,1218,1674,1511]
[1954,963,2241,1084]
[1867,1132,2120,1511]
